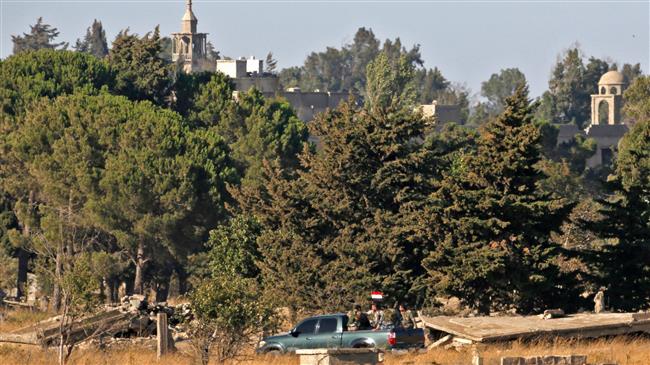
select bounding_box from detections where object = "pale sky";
[1,0,649,98]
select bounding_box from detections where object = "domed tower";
[171,0,208,73]
[590,70,626,126]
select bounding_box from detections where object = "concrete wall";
[217,59,247,78]
[234,77,280,93]
[263,90,357,122]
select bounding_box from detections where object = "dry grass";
[0,336,647,365]
[0,308,52,333]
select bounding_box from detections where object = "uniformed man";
[399,303,417,329]
[348,304,371,331]
[368,303,385,330]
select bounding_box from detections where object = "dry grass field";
[0,337,648,365]
[1,308,649,365]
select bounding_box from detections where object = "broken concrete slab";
[420,312,650,343]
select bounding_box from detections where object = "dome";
[598,70,625,85]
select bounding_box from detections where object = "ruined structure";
[171,0,209,73]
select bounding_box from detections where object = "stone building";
[171,0,210,73]
[170,1,460,124]
[557,70,630,168]
[585,70,629,167]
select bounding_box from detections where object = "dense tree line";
[1,18,649,320]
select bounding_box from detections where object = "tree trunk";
[133,241,145,295]
[52,240,63,312]
[16,191,35,299]
[16,248,29,299]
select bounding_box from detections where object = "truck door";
[312,317,342,348]
[290,318,319,349]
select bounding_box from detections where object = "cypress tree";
[74,19,109,59]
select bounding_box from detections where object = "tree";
[265,52,278,74]
[480,68,527,114]
[189,275,277,365]
[423,85,573,314]
[74,19,109,58]
[187,75,309,188]
[12,17,68,54]
[91,96,236,294]
[0,50,112,298]
[239,52,436,312]
[623,75,650,124]
[537,47,642,128]
[586,118,650,311]
[108,27,171,105]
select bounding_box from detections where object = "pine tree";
[238,52,437,311]
[423,85,573,314]
[586,119,650,311]
[108,27,171,105]
[74,19,109,58]
[12,17,68,54]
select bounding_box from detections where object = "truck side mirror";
[290,329,299,337]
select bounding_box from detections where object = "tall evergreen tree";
[586,118,650,311]
[74,19,109,59]
[239,52,436,312]
[108,27,171,105]
[422,85,573,314]
[11,17,68,54]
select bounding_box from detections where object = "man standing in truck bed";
[399,303,417,329]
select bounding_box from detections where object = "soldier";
[348,304,371,331]
[368,302,385,330]
[399,303,417,329]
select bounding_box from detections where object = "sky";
[1,0,649,99]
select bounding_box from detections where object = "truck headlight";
[258,340,266,348]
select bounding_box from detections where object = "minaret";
[172,0,208,73]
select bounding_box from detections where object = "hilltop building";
[171,1,461,124]
[557,70,630,167]
[171,0,210,73]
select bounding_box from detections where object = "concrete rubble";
[420,312,650,346]
[0,295,193,348]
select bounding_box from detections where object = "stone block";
[296,348,381,365]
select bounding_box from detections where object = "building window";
[598,100,609,124]
[610,86,618,95]
[601,87,606,94]
[601,148,614,166]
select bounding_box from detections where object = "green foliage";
[205,215,262,279]
[587,119,650,311]
[0,49,112,121]
[188,76,309,187]
[11,17,68,54]
[423,85,574,314]
[108,27,171,105]
[623,75,650,124]
[74,19,109,59]
[190,275,277,363]
[537,48,642,128]
[481,68,527,114]
[241,51,437,311]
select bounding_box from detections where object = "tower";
[590,70,626,126]
[171,0,208,73]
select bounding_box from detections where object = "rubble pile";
[0,295,194,347]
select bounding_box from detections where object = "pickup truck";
[257,313,424,353]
